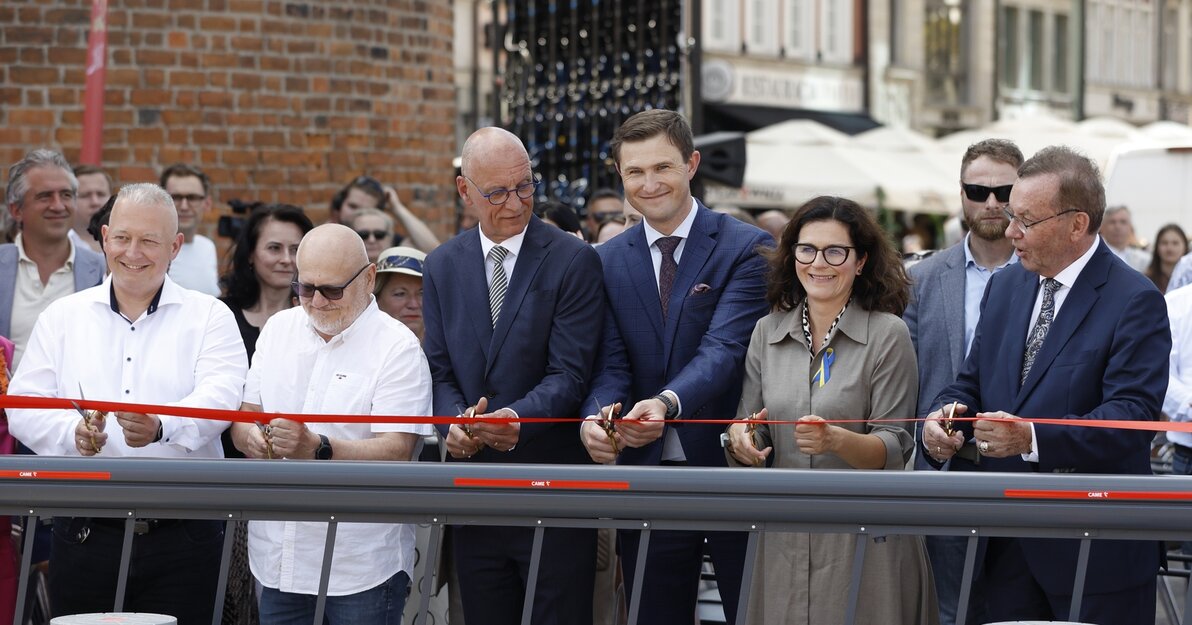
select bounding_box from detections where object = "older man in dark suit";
[923,146,1169,625]
[580,109,772,625]
[422,127,606,625]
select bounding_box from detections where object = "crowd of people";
[0,107,1185,625]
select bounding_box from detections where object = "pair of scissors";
[255,421,275,459]
[943,401,958,437]
[69,383,103,455]
[593,396,620,456]
[455,402,478,439]
[744,412,765,467]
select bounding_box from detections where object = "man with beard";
[901,138,1023,625]
[231,223,432,625]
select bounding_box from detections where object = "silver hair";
[6,149,78,207]
[115,183,176,213]
[1105,205,1130,217]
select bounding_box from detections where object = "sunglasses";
[962,183,1013,203]
[377,254,424,274]
[292,264,370,301]
[356,229,390,241]
[352,175,384,194]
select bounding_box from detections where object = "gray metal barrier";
[3,456,1192,625]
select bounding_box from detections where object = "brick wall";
[0,0,457,237]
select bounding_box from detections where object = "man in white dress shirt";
[8,182,248,624]
[231,224,432,625]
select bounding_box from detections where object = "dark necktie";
[1021,277,1061,383]
[488,245,509,327]
[657,236,682,318]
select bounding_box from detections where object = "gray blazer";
[902,243,967,419]
[0,243,105,338]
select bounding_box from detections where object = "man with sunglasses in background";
[921,146,1169,625]
[902,138,1022,625]
[422,127,605,625]
[9,183,247,624]
[329,175,441,253]
[160,163,220,296]
[230,223,432,625]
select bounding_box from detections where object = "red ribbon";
[2,395,1192,433]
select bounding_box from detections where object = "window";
[705,0,742,53]
[1028,10,1045,90]
[1053,14,1069,93]
[820,0,853,63]
[745,0,780,55]
[925,0,966,104]
[1000,6,1019,89]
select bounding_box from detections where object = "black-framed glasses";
[794,244,855,266]
[1002,207,1080,231]
[356,229,389,241]
[962,183,1013,203]
[292,264,370,301]
[170,193,206,205]
[377,254,424,274]
[464,175,540,206]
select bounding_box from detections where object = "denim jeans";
[258,570,410,625]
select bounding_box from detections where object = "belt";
[954,442,982,465]
[89,518,185,535]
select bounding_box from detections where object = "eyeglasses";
[1002,207,1080,231]
[292,264,370,301]
[170,194,206,205]
[962,183,1013,203]
[464,175,540,206]
[794,244,855,266]
[356,229,390,241]
[377,254,424,274]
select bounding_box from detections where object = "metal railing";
[3,456,1192,625]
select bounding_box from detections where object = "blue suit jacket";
[939,240,1169,595]
[585,204,772,467]
[422,216,605,465]
[0,243,105,338]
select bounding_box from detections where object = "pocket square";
[690,283,711,295]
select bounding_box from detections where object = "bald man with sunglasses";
[231,224,433,625]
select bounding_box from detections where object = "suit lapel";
[458,231,494,363]
[1015,244,1109,406]
[1001,269,1037,402]
[487,218,549,376]
[940,246,967,372]
[662,208,716,364]
[625,226,665,338]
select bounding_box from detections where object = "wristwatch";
[653,392,679,420]
[314,434,333,460]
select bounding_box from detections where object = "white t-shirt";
[244,300,433,596]
[169,234,221,296]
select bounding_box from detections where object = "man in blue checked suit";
[922,146,1168,625]
[422,127,606,625]
[581,109,773,625]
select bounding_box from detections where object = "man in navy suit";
[903,138,1023,625]
[580,109,772,625]
[422,127,605,625]
[923,146,1169,625]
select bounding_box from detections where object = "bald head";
[295,224,375,339]
[459,127,529,177]
[297,223,369,272]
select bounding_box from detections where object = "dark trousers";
[983,537,1156,625]
[50,517,224,625]
[453,524,596,625]
[619,528,746,625]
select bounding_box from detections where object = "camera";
[218,199,257,240]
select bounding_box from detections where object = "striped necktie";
[488,245,510,327]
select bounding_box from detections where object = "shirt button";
[126,357,131,362]
[124,390,130,394]
[130,326,135,331]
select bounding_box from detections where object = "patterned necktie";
[488,245,509,327]
[656,236,682,318]
[1021,277,1061,383]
